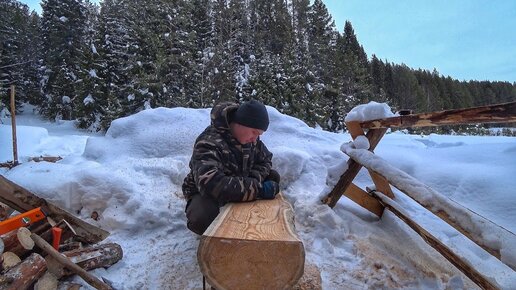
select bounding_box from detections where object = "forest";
[1,0,515,133]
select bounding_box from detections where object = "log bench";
[198,193,305,290]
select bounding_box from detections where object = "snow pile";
[344,101,398,122]
[342,146,516,287]
[1,104,515,289]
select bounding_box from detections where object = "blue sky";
[20,0,516,82]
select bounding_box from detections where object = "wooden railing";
[322,101,516,290]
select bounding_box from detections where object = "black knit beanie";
[233,100,269,131]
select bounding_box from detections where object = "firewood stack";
[0,206,122,290]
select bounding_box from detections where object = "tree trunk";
[198,193,305,290]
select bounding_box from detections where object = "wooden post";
[9,85,18,166]
[322,128,387,208]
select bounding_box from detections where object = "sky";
[19,0,516,83]
[2,103,515,288]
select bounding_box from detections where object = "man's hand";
[259,180,280,199]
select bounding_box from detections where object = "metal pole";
[10,85,18,166]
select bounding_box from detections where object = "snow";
[89,69,98,78]
[1,103,515,289]
[83,94,94,105]
[345,101,398,122]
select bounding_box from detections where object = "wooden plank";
[360,101,516,129]
[344,148,516,271]
[371,191,498,290]
[322,128,387,208]
[198,193,305,290]
[343,183,384,217]
[0,176,109,244]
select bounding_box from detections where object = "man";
[182,100,281,235]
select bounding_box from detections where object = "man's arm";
[191,140,261,203]
[249,140,273,183]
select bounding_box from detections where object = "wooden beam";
[343,183,384,217]
[371,191,498,290]
[0,176,109,244]
[360,101,516,129]
[198,193,305,290]
[345,122,395,200]
[322,128,387,208]
[368,171,394,199]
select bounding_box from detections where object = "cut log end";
[17,227,35,250]
[1,251,21,272]
[34,271,59,290]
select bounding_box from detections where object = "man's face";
[231,123,264,144]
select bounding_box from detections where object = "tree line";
[1,0,515,132]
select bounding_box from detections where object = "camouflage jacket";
[182,102,273,204]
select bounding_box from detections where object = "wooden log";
[34,271,59,290]
[1,252,21,273]
[198,193,305,290]
[46,243,123,279]
[0,176,109,243]
[29,156,63,163]
[343,183,384,217]
[58,242,82,252]
[0,253,47,290]
[4,222,73,258]
[371,191,498,290]
[360,101,516,129]
[322,128,387,208]
[30,233,113,290]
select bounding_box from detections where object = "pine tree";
[0,1,41,110]
[40,0,88,120]
[306,0,337,127]
[188,0,214,108]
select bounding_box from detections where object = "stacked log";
[0,201,122,290]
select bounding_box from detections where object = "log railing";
[322,101,516,290]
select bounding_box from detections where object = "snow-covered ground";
[1,103,515,289]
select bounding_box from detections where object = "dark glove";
[259,180,280,200]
